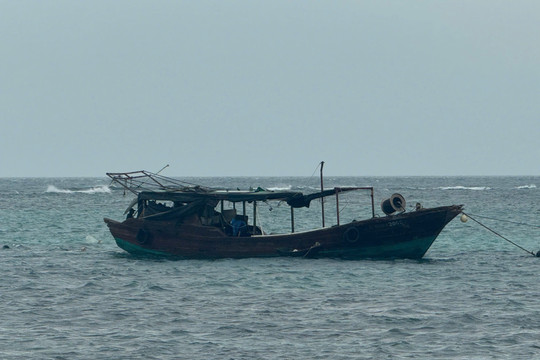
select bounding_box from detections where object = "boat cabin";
[127,187,375,237]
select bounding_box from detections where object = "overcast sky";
[1,1,538,177]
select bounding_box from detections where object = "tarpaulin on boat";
[137,187,361,209]
[142,199,208,221]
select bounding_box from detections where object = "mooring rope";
[462,212,537,257]
[465,213,540,229]
[303,242,321,258]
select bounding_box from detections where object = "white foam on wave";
[85,235,102,244]
[79,186,112,194]
[516,184,536,189]
[46,185,73,193]
[437,186,491,191]
[267,185,293,191]
[46,185,111,194]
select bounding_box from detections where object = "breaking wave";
[437,186,491,191]
[267,185,293,191]
[516,184,536,189]
[46,185,111,194]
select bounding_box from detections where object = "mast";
[320,161,325,228]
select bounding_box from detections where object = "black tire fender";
[136,228,152,245]
[343,227,360,243]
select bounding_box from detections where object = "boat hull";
[104,205,462,260]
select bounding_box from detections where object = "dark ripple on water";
[1,177,540,359]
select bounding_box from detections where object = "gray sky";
[1,1,539,177]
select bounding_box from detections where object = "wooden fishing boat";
[104,169,462,260]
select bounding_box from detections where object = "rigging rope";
[462,212,537,257]
[308,162,322,180]
[307,161,325,209]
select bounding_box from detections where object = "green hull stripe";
[114,237,172,257]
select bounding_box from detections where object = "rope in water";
[462,212,537,257]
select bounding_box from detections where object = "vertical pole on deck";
[335,188,340,226]
[320,161,325,228]
[370,188,375,218]
[253,201,257,233]
[291,207,295,233]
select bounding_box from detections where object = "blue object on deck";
[231,217,247,236]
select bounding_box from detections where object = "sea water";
[1,176,540,359]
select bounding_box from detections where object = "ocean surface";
[1,176,540,359]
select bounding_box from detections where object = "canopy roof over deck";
[137,187,363,209]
